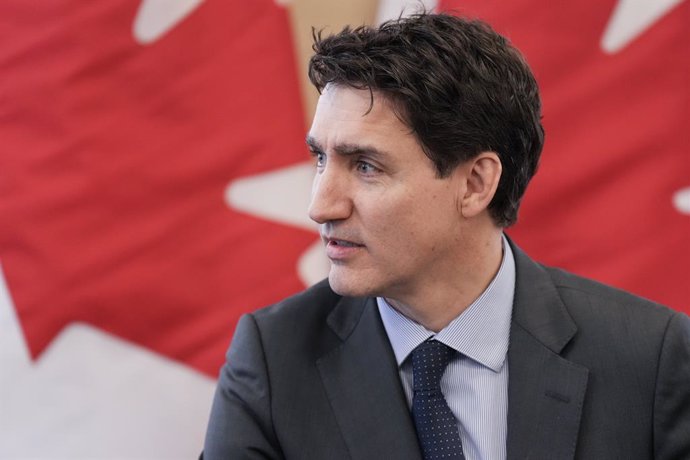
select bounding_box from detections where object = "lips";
[322,235,364,260]
[328,239,362,248]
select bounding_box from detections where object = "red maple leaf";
[0,0,314,376]
[441,0,690,312]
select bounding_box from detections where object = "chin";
[327,268,380,298]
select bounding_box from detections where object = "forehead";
[308,85,413,150]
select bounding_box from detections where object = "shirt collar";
[378,234,515,373]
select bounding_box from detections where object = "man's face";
[307,85,467,301]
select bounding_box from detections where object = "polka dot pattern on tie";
[411,339,464,459]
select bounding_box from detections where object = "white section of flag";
[673,187,690,215]
[133,0,205,44]
[225,162,316,232]
[601,0,685,53]
[225,162,330,286]
[0,262,216,459]
[376,0,439,24]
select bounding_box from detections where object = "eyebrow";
[305,135,390,159]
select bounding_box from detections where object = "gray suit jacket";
[203,242,690,459]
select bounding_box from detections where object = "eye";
[312,151,326,169]
[356,160,381,175]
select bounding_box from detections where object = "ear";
[457,152,502,219]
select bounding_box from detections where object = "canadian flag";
[0,0,311,456]
[0,0,687,457]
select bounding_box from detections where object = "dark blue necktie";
[411,339,464,459]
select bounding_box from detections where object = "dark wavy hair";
[308,13,544,227]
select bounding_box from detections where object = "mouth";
[322,236,365,260]
[327,238,363,248]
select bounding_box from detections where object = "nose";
[308,164,353,224]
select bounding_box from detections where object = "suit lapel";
[317,296,422,460]
[507,243,589,460]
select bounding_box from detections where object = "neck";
[385,229,504,332]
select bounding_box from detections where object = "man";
[203,13,690,459]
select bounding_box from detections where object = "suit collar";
[510,239,577,353]
[506,239,589,460]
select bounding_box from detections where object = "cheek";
[355,195,414,254]
[355,182,456,248]
[370,202,435,252]
[397,194,459,247]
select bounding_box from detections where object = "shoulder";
[509,237,687,354]
[540,264,690,362]
[545,265,679,326]
[510,237,685,338]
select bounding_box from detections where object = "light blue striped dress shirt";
[377,237,515,460]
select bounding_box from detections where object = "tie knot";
[411,339,455,392]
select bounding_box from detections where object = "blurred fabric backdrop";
[1,0,688,457]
